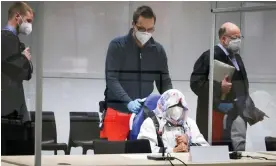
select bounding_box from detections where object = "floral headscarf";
[153,89,189,121]
[153,89,192,145]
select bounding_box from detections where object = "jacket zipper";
[139,52,142,98]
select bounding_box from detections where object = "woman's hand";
[173,142,188,152]
[176,134,189,145]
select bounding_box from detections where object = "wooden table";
[2,152,276,166]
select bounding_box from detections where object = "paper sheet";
[120,154,148,160]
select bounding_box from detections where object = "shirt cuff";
[165,147,173,153]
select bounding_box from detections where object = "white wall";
[1,1,276,155]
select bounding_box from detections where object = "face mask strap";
[18,14,26,24]
[166,119,183,127]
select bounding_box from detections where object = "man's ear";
[15,13,21,22]
[220,36,226,45]
[15,12,21,18]
[131,21,135,28]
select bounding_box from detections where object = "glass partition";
[241,2,276,151]
[2,1,276,165]
[39,1,217,157]
[1,1,39,164]
[209,2,276,152]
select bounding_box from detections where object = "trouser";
[230,115,247,151]
[223,110,247,151]
[1,118,34,155]
[100,108,132,141]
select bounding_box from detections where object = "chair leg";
[68,146,71,155]
[82,148,87,155]
[54,150,57,155]
[64,148,69,155]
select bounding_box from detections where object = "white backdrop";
[1,1,276,155]
[41,1,213,81]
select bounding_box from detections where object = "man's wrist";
[125,99,133,106]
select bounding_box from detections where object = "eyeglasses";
[168,101,188,111]
[18,13,33,23]
[135,25,155,33]
[225,35,244,40]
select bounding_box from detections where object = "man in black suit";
[1,2,34,155]
[190,22,250,151]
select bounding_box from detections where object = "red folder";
[212,110,224,143]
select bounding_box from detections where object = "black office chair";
[265,136,276,151]
[30,111,68,155]
[68,112,103,155]
[93,139,151,154]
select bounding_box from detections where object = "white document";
[121,154,147,160]
[190,146,230,163]
[212,60,236,82]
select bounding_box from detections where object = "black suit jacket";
[1,30,33,119]
[190,45,249,140]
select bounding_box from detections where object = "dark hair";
[133,5,156,24]
[8,2,33,20]
[218,27,227,39]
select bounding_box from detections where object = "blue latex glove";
[217,103,234,113]
[127,99,142,114]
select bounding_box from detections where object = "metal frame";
[211,4,276,13]
[32,2,276,164]
[34,2,44,166]
[208,4,276,144]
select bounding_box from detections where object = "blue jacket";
[104,29,172,113]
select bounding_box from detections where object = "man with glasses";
[190,22,249,151]
[101,5,172,141]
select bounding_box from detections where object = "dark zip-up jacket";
[105,29,173,113]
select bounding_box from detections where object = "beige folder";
[210,60,235,100]
[213,60,235,82]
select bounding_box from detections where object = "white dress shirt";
[217,43,240,71]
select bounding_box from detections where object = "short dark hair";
[8,2,33,20]
[218,27,227,39]
[133,5,156,24]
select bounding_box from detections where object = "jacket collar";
[3,25,18,36]
[217,43,229,56]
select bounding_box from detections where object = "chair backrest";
[265,136,276,151]
[125,139,152,154]
[93,139,151,154]
[129,94,161,140]
[69,112,100,142]
[93,140,125,154]
[30,111,57,143]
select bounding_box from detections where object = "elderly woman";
[137,89,209,153]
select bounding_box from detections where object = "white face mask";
[228,38,241,53]
[135,31,152,45]
[19,16,32,35]
[166,106,184,121]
